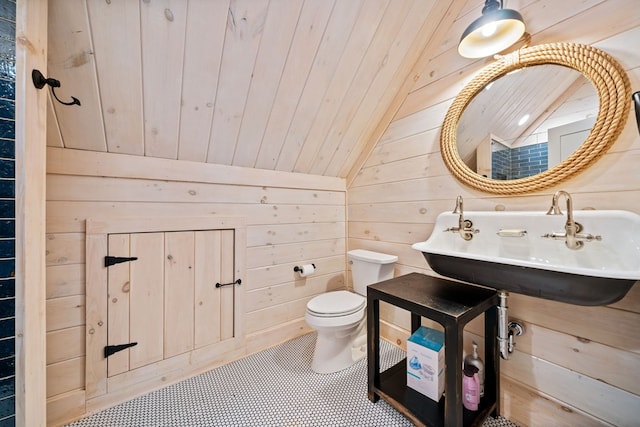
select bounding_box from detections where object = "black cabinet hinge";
[105,256,138,267]
[104,342,138,358]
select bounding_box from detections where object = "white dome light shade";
[458,6,525,59]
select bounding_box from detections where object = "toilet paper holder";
[294,264,316,276]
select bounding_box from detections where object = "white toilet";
[305,249,398,374]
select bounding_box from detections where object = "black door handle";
[215,279,241,288]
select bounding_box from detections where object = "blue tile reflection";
[0,299,12,319]
[0,141,12,160]
[0,377,13,400]
[0,1,17,421]
[0,357,13,380]
[0,61,13,82]
[0,20,14,43]
[0,261,11,280]
[0,101,12,121]
[0,39,13,62]
[0,1,15,23]
[0,160,12,178]
[0,319,13,340]
[0,258,11,280]
[0,120,13,140]
[0,221,12,239]
[0,202,12,218]
[0,241,13,258]
[0,280,13,299]
[0,180,12,198]
[0,396,12,419]
[0,80,13,101]
[0,339,12,360]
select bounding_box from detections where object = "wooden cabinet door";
[105,229,237,379]
[86,217,245,401]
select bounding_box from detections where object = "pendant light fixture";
[458,0,526,59]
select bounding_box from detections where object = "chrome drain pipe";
[497,291,525,360]
[498,291,509,360]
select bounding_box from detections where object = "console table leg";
[367,297,380,402]
[444,324,464,427]
[411,313,421,333]
[485,305,499,416]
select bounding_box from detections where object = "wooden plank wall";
[45,148,346,425]
[348,1,640,426]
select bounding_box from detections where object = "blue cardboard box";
[407,326,445,401]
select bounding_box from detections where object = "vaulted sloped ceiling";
[46,0,458,179]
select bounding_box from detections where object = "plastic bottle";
[464,341,485,397]
[462,365,480,411]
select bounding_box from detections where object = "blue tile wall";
[0,0,14,425]
[0,319,12,341]
[510,143,548,179]
[491,149,510,180]
[491,142,548,180]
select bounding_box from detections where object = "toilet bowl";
[305,249,397,374]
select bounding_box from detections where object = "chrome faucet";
[543,190,601,249]
[444,195,479,240]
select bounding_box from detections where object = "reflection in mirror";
[456,64,599,180]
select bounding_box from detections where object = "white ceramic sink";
[412,210,640,305]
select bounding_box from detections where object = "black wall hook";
[32,69,81,106]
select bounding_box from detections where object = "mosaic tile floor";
[67,333,519,427]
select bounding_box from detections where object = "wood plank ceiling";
[46,0,450,179]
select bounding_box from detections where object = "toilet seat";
[306,291,365,317]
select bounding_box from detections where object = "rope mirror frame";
[440,42,631,195]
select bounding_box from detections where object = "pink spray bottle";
[462,365,480,411]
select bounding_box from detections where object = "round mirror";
[441,43,631,194]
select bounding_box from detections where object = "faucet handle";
[576,233,603,242]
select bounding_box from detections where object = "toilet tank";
[348,249,398,295]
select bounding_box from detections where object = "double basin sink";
[412,199,640,306]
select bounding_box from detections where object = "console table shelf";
[367,273,500,427]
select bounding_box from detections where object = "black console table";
[367,273,499,427]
